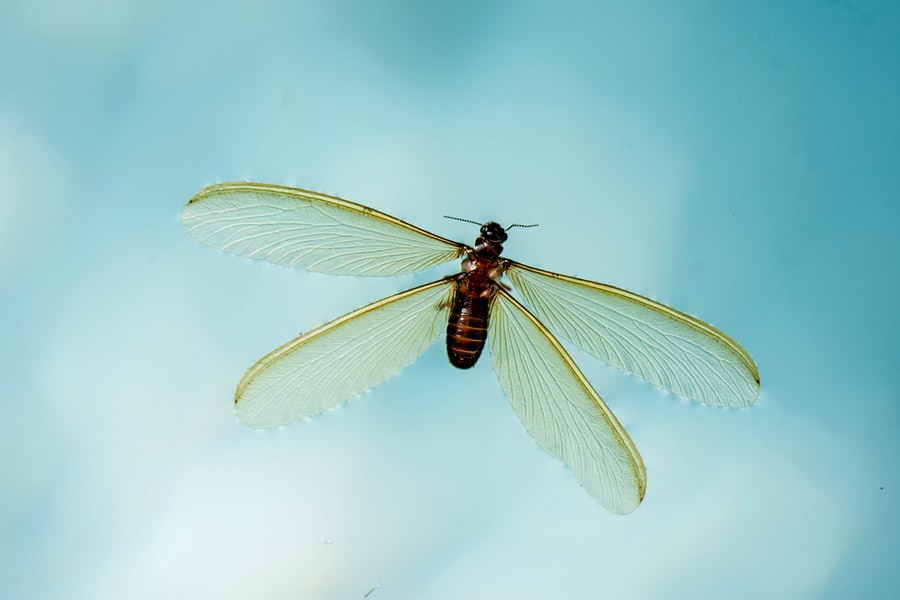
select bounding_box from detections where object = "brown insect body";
[446,222,509,369]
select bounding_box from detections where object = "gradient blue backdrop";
[2,1,898,598]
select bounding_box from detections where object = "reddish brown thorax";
[446,222,509,369]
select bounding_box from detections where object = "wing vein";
[489,289,646,514]
[182,183,465,276]
[505,262,759,408]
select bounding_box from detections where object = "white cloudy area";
[1,1,898,598]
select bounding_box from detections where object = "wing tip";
[600,486,645,516]
[186,182,225,205]
[187,181,271,205]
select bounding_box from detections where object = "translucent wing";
[505,261,760,408]
[489,288,646,514]
[236,279,455,428]
[182,182,465,276]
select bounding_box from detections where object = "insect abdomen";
[446,293,490,369]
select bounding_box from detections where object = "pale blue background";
[2,1,898,598]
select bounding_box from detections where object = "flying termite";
[182,182,759,514]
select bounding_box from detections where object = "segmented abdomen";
[446,292,490,369]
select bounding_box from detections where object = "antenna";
[442,215,482,226]
[444,215,540,231]
[506,222,539,230]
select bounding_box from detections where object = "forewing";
[505,261,760,408]
[236,279,455,428]
[489,288,646,515]
[182,182,465,276]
